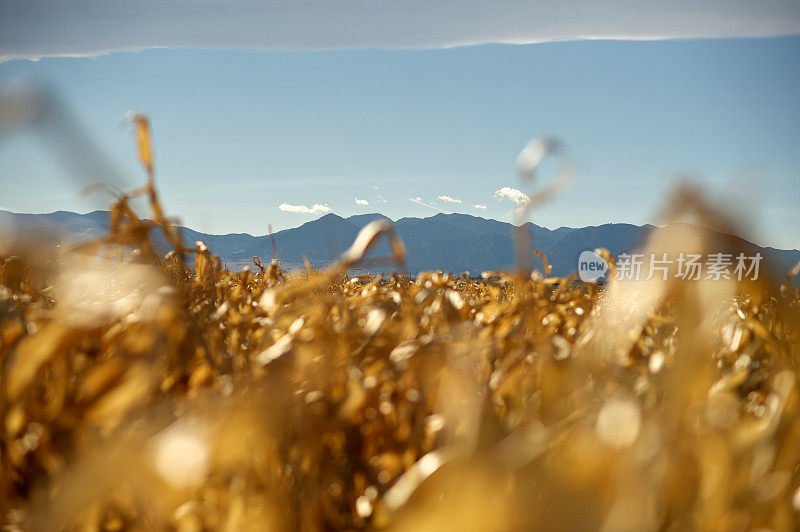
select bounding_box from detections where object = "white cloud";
[278,202,332,214]
[354,198,369,206]
[473,204,487,210]
[371,186,389,203]
[494,186,530,206]
[437,195,462,204]
[409,196,443,212]
[2,1,799,61]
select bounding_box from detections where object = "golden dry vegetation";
[1,117,800,531]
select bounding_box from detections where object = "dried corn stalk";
[0,119,799,532]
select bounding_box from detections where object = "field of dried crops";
[1,118,800,531]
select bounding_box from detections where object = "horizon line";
[5,208,800,253]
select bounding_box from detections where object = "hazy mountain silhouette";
[1,210,798,282]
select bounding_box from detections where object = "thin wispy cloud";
[494,187,530,206]
[409,196,428,207]
[278,202,332,214]
[354,198,369,206]
[2,1,798,61]
[438,195,462,204]
[409,196,444,213]
[473,204,487,210]
[370,186,388,204]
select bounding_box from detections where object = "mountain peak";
[2,210,797,282]
[430,212,487,221]
[346,213,392,228]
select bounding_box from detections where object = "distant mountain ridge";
[1,209,799,282]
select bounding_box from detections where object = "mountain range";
[1,209,799,282]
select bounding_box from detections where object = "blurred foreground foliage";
[1,118,800,531]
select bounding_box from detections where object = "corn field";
[1,116,800,531]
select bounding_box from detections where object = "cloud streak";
[278,202,332,214]
[409,196,444,213]
[473,204,487,210]
[2,1,799,61]
[354,198,369,206]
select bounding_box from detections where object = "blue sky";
[1,36,799,248]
